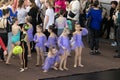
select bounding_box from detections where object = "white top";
[35,0,42,10]
[17,8,27,24]
[44,8,54,29]
[67,0,80,21]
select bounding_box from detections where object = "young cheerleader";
[6,18,22,64]
[25,16,33,57]
[33,25,47,66]
[72,23,88,68]
[46,25,58,48]
[42,47,60,72]
[20,24,29,72]
[58,28,70,71]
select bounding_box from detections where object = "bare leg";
[59,54,65,71]
[27,42,31,57]
[78,47,84,67]
[40,49,44,65]
[6,44,14,64]
[63,51,69,70]
[36,47,40,66]
[74,47,79,68]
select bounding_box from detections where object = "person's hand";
[4,50,7,56]
[108,16,111,20]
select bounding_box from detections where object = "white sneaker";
[20,68,25,72]
[111,42,117,47]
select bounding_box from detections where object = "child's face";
[36,27,42,33]
[75,25,81,31]
[48,28,52,33]
[52,48,57,55]
[111,4,116,8]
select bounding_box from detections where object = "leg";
[63,51,69,70]
[36,47,40,66]
[27,41,31,57]
[78,47,84,67]
[6,44,15,64]
[59,54,65,71]
[39,49,44,65]
[74,47,79,67]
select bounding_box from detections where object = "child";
[55,9,68,36]
[58,28,70,71]
[6,18,21,64]
[25,16,33,57]
[46,25,58,48]
[42,47,59,72]
[33,25,47,66]
[20,24,29,72]
[0,37,7,61]
[72,23,88,68]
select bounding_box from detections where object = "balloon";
[13,46,23,55]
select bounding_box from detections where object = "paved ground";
[0,39,120,80]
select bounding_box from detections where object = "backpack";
[117,12,120,24]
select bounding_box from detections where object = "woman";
[87,0,102,55]
[27,0,39,35]
[44,0,54,38]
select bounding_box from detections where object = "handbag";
[0,18,7,33]
[69,11,76,18]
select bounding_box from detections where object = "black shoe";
[113,54,120,58]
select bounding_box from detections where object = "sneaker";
[111,42,117,47]
[20,68,25,72]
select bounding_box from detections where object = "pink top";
[55,0,66,13]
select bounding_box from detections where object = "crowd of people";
[0,0,120,73]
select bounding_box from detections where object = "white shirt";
[67,0,80,21]
[17,8,27,24]
[35,0,42,10]
[44,8,54,29]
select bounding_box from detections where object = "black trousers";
[22,42,28,68]
[88,28,100,50]
[0,49,4,60]
[116,25,120,54]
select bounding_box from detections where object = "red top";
[0,37,6,51]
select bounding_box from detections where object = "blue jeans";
[7,32,12,53]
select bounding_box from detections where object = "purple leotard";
[58,36,71,55]
[33,34,47,51]
[72,28,88,50]
[46,36,58,48]
[27,27,33,42]
[42,52,59,71]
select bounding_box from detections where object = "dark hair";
[12,17,18,24]
[93,0,99,7]
[29,0,37,7]
[60,9,64,15]
[2,8,9,16]
[37,25,43,30]
[111,1,118,6]
[49,24,55,32]
[18,0,24,8]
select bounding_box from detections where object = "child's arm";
[33,34,38,43]
[81,28,88,36]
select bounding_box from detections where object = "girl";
[42,47,59,72]
[46,25,58,48]
[25,16,33,57]
[6,18,21,64]
[55,9,68,36]
[33,25,47,66]
[20,24,29,72]
[72,23,88,68]
[58,28,70,71]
